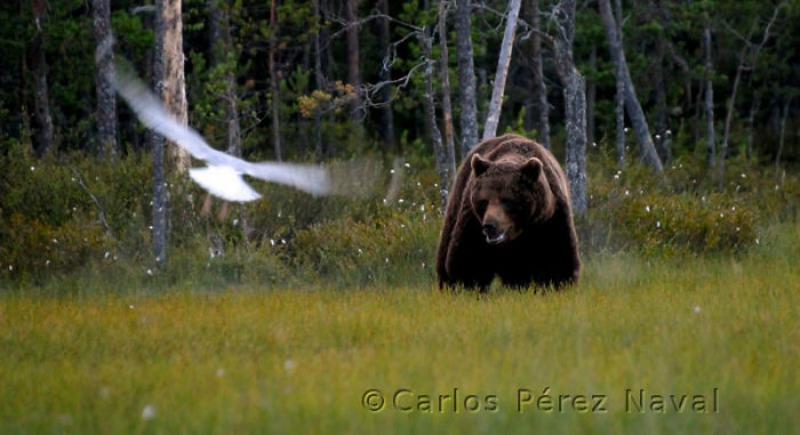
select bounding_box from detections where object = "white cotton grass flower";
[141,404,156,421]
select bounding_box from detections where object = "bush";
[581,154,798,258]
[0,148,151,280]
[288,207,439,288]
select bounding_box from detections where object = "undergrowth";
[1,140,798,291]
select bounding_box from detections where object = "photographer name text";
[361,387,719,414]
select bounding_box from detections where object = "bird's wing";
[188,166,262,202]
[114,66,331,200]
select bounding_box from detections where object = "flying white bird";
[114,68,332,202]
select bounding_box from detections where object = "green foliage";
[583,152,799,257]
[598,191,756,257]
[289,208,438,288]
[0,148,152,281]
[2,136,798,287]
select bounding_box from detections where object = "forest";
[0,0,799,280]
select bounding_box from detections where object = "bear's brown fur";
[436,134,580,292]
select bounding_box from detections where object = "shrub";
[287,207,439,288]
[581,154,798,258]
[0,149,149,280]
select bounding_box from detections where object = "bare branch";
[69,167,115,240]
[131,5,155,15]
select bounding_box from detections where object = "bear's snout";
[482,221,507,245]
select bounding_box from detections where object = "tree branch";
[69,167,115,240]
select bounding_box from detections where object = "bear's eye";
[501,198,523,213]
[476,200,488,213]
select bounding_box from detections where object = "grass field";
[1,223,798,434]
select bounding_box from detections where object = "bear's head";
[469,154,556,245]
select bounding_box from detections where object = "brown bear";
[436,134,580,292]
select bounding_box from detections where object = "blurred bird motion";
[114,65,389,202]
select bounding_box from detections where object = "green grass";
[1,223,798,434]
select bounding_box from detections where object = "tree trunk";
[721,49,749,157]
[269,0,282,161]
[313,0,325,162]
[552,0,587,215]
[612,0,625,167]
[344,0,361,122]
[527,0,550,149]
[437,0,457,178]
[454,0,479,156]
[208,0,242,158]
[774,97,793,176]
[30,0,54,157]
[161,0,191,173]
[209,0,250,242]
[653,20,669,164]
[586,46,596,149]
[718,61,743,188]
[598,0,662,172]
[421,32,449,214]
[376,0,395,152]
[746,90,760,161]
[482,0,521,141]
[703,26,715,166]
[92,0,119,158]
[721,6,780,173]
[152,0,169,269]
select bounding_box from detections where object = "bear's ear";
[471,154,492,176]
[522,157,543,180]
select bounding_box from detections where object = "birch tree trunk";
[377,0,395,151]
[437,0,457,177]
[421,32,449,214]
[161,0,191,173]
[552,0,587,215]
[651,0,671,165]
[718,58,743,188]
[598,0,662,172]
[612,0,625,166]
[721,6,780,179]
[344,0,361,122]
[152,0,169,269]
[482,0,521,141]
[269,0,282,161]
[703,26,715,166]
[92,0,119,158]
[30,0,54,156]
[454,0,479,156]
[586,46,596,149]
[527,0,550,149]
